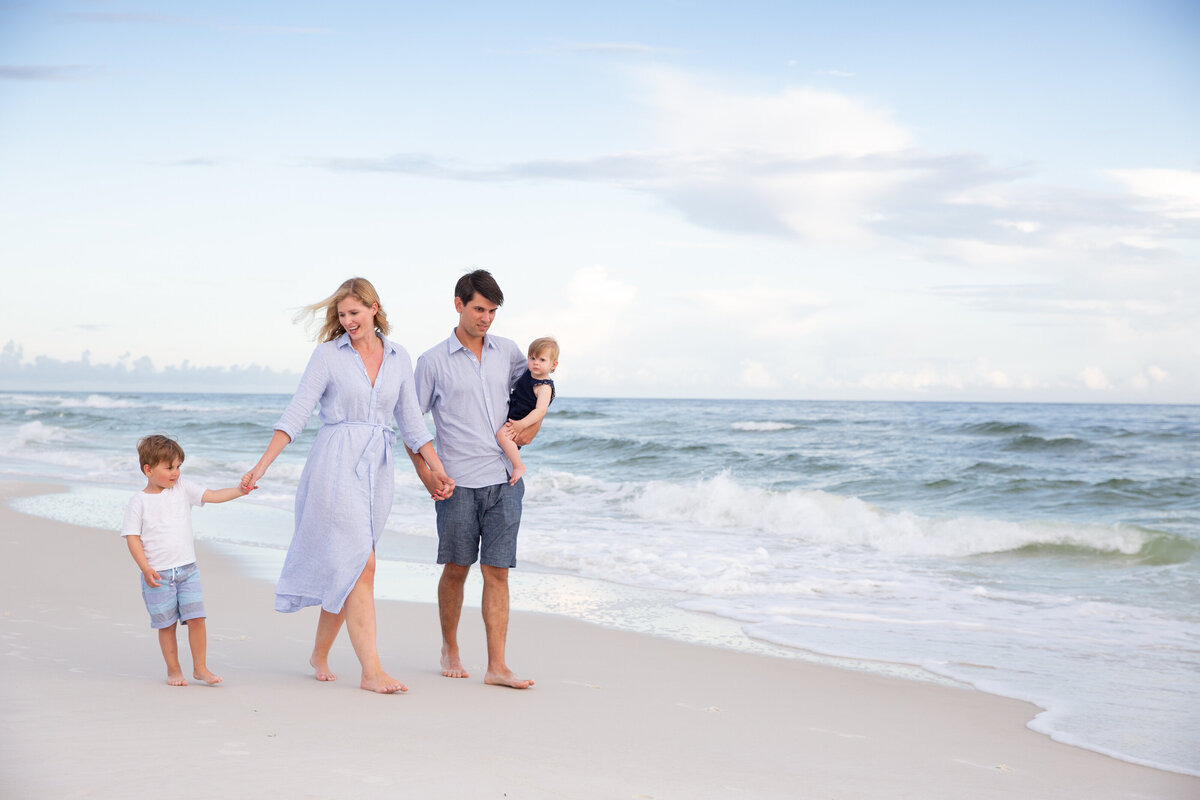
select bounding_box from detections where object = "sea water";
[1,391,1196,775]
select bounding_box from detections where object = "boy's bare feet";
[310,655,337,682]
[166,670,188,687]
[508,464,525,486]
[484,668,534,690]
[441,645,469,678]
[193,668,223,685]
[361,670,407,694]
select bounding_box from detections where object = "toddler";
[498,337,558,485]
[122,434,251,686]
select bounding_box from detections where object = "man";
[408,269,537,689]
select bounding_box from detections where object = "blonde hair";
[528,336,559,361]
[137,434,185,470]
[298,277,390,342]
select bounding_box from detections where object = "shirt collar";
[446,327,496,355]
[336,331,396,354]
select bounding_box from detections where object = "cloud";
[687,285,830,339]
[0,341,298,393]
[310,66,1198,262]
[0,65,89,81]
[158,157,225,167]
[565,42,667,56]
[857,367,966,393]
[508,266,637,361]
[1079,366,1111,390]
[308,66,1198,371]
[740,361,777,389]
[1107,168,1200,220]
[1131,365,1170,391]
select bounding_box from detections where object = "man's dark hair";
[455,269,504,306]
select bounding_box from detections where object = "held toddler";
[497,337,559,485]
[122,434,252,686]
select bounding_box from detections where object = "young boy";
[122,434,251,686]
[497,337,559,485]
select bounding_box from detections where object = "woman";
[242,277,452,693]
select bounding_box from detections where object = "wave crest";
[623,472,1174,559]
[731,421,798,432]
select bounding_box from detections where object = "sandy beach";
[1,480,1195,800]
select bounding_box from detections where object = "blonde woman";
[243,277,452,693]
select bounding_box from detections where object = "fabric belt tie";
[325,421,396,481]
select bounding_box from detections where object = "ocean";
[2,390,1197,776]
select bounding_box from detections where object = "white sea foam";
[620,471,1152,558]
[9,420,70,446]
[69,394,145,409]
[731,421,797,431]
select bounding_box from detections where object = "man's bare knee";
[441,562,470,584]
[480,565,509,585]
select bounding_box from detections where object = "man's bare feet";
[361,670,407,694]
[441,645,469,678]
[310,655,337,682]
[166,670,188,687]
[508,464,525,486]
[193,668,223,685]
[484,668,534,689]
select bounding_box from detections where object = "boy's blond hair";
[137,434,185,470]
[528,337,559,361]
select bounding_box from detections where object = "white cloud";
[687,285,830,339]
[1108,169,1200,219]
[1079,366,1111,390]
[641,66,909,158]
[740,361,776,389]
[1132,365,1170,391]
[508,266,637,363]
[857,367,966,392]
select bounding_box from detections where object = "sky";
[1,0,1197,402]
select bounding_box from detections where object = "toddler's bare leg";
[158,622,187,686]
[187,618,222,685]
[497,427,525,486]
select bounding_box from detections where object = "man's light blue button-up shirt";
[414,329,527,489]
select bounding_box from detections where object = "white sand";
[2,480,1195,799]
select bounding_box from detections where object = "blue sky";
[1,0,1197,401]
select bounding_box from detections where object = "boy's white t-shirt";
[122,477,206,570]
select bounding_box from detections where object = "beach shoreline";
[2,479,1196,799]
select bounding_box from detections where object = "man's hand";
[510,418,542,447]
[417,464,455,501]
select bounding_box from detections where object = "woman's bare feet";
[193,667,223,685]
[166,670,188,687]
[361,670,407,694]
[441,645,469,678]
[484,668,534,689]
[310,655,337,682]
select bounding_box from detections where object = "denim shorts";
[435,480,524,568]
[140,562,206,629]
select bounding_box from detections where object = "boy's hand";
[142,568,162,588]
[241,466,265,492]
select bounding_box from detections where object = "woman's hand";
[431,466,455,501]
[241,465,266,492]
